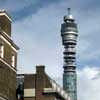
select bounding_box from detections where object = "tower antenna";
[68,8,71,15]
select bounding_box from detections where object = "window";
[0,43,4,58]
[11,53,15,67]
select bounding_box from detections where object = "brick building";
[0,10,19,100]
[17,66,70,100]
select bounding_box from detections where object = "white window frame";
[0,43,4,58]
[11,53,15,67]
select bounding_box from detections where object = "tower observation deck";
[61,8,78,100]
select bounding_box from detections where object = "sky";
[0,0,100,100]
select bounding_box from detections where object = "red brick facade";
[17,66,70,100]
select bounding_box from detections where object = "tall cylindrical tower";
[61,8,78,100]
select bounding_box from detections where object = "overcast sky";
[1,0,100,100]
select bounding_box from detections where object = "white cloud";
[12,4,64,75]
[77,66,100,100]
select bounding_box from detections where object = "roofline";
[0,30,19,51]
[0,58,16,72]
[0,9,12,22]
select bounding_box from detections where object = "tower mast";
[61,8,78,100]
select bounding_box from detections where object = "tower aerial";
[61,8,78,100]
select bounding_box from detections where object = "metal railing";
[44,74,71,100]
